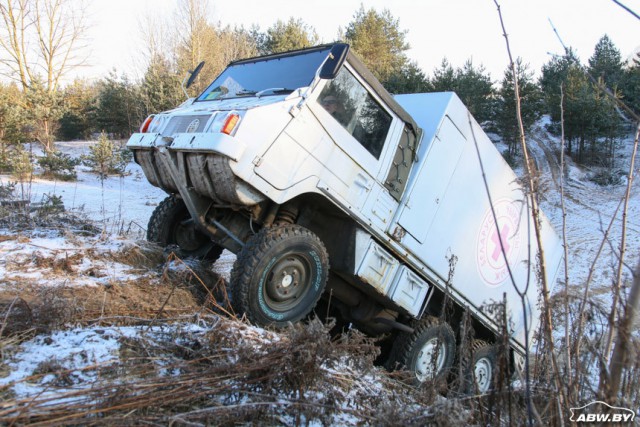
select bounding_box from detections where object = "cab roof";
[229,43,422,139]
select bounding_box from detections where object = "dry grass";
[1,197,638,426]
[0,317,447,426]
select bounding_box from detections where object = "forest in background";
[0,0,638,183]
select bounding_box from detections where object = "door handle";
[354,173,372,190]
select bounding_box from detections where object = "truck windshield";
[197,48,331,102]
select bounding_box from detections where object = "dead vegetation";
[2,224,630,426]
[485,3,640,424]
[0,313,482,426]
[0,207,535,426]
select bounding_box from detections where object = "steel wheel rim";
[415,337,446,382]
[264,254,310,311]
[474,356,493,393]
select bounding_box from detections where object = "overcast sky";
[83,0,639,83]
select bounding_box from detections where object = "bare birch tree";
[0,0,32,89]
[172,0,258,95]
[174,0,218,94]
[0,0,86,151]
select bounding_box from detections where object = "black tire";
[147,195,223,261]
[466,340,497,395]
[230,224,329,327]
[386,317,456,385]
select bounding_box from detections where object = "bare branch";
[0,0,34,89]
[607,254,640,402]
[33,0,88,92]
[493,0,568,418]
[612,0,640,21]
[0,0,87,92]
[559,83,573,398]
[601,123,640,401]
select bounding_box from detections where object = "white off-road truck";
[127,44,563,392]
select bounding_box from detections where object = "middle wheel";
[386,317,456,385]
[230,224,329,327]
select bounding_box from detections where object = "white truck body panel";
[128,46,563,354]
[393,93,564,347]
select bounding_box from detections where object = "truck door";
[360,123,416,233]
[311,66,399,217]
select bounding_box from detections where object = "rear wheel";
[230,224,329,327]
[147,195,223,261]
[387,317,456,385]
[467,340,497,394]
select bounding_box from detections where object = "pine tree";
[84,132,132,178]
[539,48,580,129]
[454,60,494,123]
[384,61,431,94]
[541,46,624,169]
[59,79,99,141]
[142,55,183,114]
[621,53,640,116]
[96,71,144,138]
[260,18,319,54]
[588,35,623,89]
[25,78,63,153]
[563,65,595,162]
[0,83,27,172]
[590,86,623,170]
[494,58,542,158]
[344,6,410,85]
[0,83,27,145]
[430,59,456,92]
[429,58,494,123]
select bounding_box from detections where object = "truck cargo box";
[393,92,564,350]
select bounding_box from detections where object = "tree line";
[0,1,638,180]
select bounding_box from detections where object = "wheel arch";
[277,192,360,272]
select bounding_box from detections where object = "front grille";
[163,114,211,135]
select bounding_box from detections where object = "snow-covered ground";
[527,122,639,294]
[20,140,168,232]
[0,126,638,423]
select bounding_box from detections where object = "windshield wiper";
[256,88,295,97]
[223,88,295,99]
[234,89,258,97]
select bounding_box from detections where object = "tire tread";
[231,224,329,326]
[386,316,456,383]
[146,195,222,261]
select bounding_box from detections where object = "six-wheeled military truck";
[127,43,563,393]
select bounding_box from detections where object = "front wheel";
[147,195,223,261]
[230,225,329,327]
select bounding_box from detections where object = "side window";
[385,126,417,201]
[317,68,392,159]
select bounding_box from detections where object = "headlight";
[148,115,167,133]
[207,111,244,136]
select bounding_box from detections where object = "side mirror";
[319,44,349,79]
[186,61,205,88]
